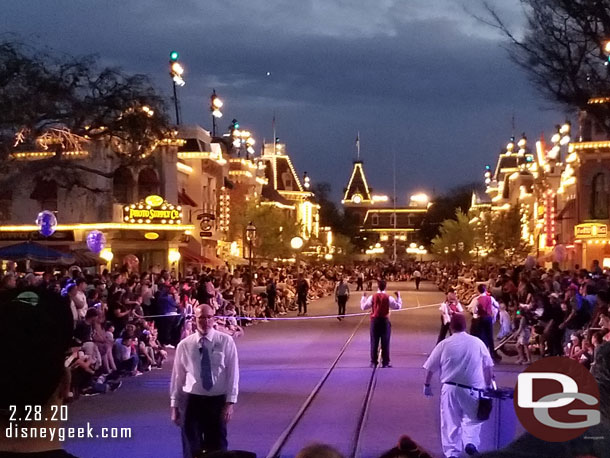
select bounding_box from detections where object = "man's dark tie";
[199,339,214,390]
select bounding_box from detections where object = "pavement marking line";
[265,314,367,458]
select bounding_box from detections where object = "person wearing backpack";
[437,290,463,344]
[360,279,402,368]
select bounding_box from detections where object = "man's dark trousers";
[297,295,307,314]
[337,295,348,317]
[370,317,391,366]
[415,277,421,290]
[181,393,227,458]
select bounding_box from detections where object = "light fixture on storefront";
[145,232,159,240]
[168,248,181,264]
[99,248,114,262]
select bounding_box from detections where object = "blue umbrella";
[0,241,75,265]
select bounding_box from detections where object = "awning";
[178,188,198,207]
[180,247,206,264]
[180,247,224,267]
[0,241,74,265]
[70,249,104,267]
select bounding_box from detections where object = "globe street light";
[246,222,257,304]
[291,236,304,273]
[210,90,223,137]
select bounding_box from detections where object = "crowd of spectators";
[431,258,610,370]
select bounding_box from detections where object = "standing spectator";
[170,304,239,458]
[72,278,88,321]
[413,268,422,291]
[468,284,499,359]
[437,291,463,343]
[266,277,277,314]
[360,279,402,368]
[335,276,350,321]
[423,313,494,458]
[296,273,309,316]
[356,270,364,291]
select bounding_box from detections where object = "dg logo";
[514,356,601,442]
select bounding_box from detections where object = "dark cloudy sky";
[2,0,566,202]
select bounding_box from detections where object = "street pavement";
[64,281,523,458]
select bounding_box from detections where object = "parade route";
[65,281,523,458]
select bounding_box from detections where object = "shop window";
[372,214,379,226]
[591,173,609,220]
[390,213,396,226]
[137,168,160,199]
[113,167,134,203]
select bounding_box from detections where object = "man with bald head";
[170,304,240,458]
[423,313,494,458]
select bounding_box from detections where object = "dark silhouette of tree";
[0,40,171,189]
[481,0,610,133]
[419,182,480,247]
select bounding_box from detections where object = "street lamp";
[169,51,185,125]
[210,90,223,137]
[246,222,257,305]
[291,236,304,273]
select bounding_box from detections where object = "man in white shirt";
[170,304,239,458]
[423,313,494,458]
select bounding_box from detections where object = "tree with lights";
[0,40,172,192]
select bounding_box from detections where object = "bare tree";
[481,0,610,134]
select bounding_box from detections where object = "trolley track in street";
[265,314,381,458]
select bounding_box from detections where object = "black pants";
[370,317,391,366]
[476,316,494,355]
[337,295,348,316]
[181,394,227,458]
[297,296,307,314]
[415,277,421,290]
[437,317,451,344]
[356,280,363,291]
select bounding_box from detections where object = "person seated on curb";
[0,287,79,457]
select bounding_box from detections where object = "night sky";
[2,0,565,202]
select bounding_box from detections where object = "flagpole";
[393,147,397,264]
[273,111,276,155]
[356,131,360,160]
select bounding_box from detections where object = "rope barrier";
[141,302,442,321]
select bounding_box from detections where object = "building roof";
[361,208,427,231]
[343,161,372,203]
[260,143,312,200]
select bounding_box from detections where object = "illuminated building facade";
[258,142,320,240]
[341,159,429,255]
[473,100,610,269]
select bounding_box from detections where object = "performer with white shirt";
[170,304,239,458]
[360,279,402,368]
[423,313,494,458]
[437,290,464,344]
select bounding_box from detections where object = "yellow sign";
[123,196,183,225]
[145,195,164,207]
[574,223,608,239]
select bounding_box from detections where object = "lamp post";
[169,51,185,125]
[246,222,257,304]
[290,236,304,273]
[210,90,223,137]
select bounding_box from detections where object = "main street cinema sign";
[123,195,183,225]
[574,223,608,239]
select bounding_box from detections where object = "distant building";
[341,159,429,256]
